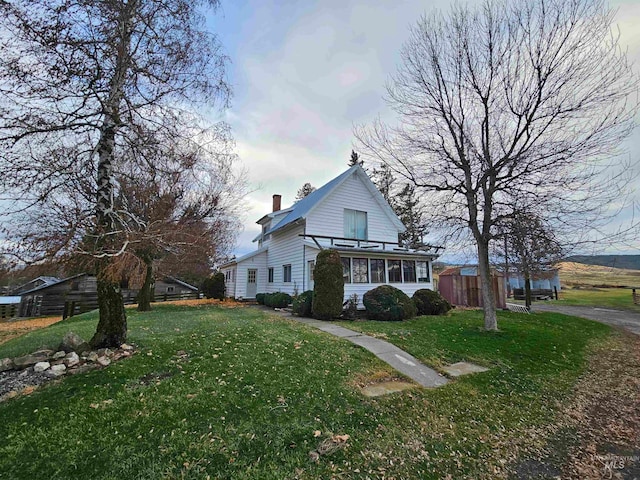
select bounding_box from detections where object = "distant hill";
[557,261,640,287]
[564,255,640,271]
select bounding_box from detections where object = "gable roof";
[19,273,87,295]
[265,165,405,235]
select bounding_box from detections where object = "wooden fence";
[61,291,200,318]
[0,303,19,319]
[634,288,639,305]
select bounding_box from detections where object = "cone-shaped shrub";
[312,249,344,320]
[363,285,416,321]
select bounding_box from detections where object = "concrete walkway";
[533,304,640,336]
[291,316,448,388]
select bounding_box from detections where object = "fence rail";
[62,291,200,319]
[0,303,19,319]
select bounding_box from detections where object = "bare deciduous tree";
[356,0,638,330]
[0,0,231,346]
[495,210,563,309]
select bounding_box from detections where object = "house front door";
[246,269,257,299]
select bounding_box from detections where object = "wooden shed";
[438,266,506,309]
[18,274,200,317]
[19,273,96,317]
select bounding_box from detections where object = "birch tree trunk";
[90,1,137,349]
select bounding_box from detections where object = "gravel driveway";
[533,303,640,335]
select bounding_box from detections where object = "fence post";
[554,286,558,300]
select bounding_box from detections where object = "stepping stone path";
[361,381,415,397]
[292,317,449,388]
[441,361,489,377]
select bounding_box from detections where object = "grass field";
[557,286,640,312]
[0,303,613,479]
[557,261,640,287]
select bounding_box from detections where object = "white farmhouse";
[220,165,441,304]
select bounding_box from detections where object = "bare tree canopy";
[356,0,639,330]
[0,0,233,346]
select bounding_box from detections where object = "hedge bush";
[264,292,292,308]
[363,285,416,321]
[202,272,225,300]
[292,290,313,317]
[256,293,266,305]
[312,249,344,320]
[412,288,451,316]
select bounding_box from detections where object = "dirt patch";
[510,332,640,479]
[560,332,640,479]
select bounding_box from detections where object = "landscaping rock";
[85,352,99,362]
[60,332,90,354]
[52,351,66,360]
[0,358,14,372]
[96,356,111,367]
[96,348,112,358]
[120,343,134,351]
[67,363,99,376]
[13,350,54,369]
[63,352,80,368]
[44,364,66,378]
[33,362,51,373]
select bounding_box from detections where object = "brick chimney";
[272,194,282,212]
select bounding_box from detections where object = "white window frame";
[283,264,292,283]
[343,209,368,240]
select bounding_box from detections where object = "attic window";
[344,209,367,240]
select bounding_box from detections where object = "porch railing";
[299,234,443,254]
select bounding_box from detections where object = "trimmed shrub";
[256,293,266,305]
[264,292,292,308]
[292,290,313,317]
[312,249,344,320]
[202,272,225,300]
[363,285,417,321]
[412,288,451,316]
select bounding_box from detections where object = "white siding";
[220,266,237,297]
[305,173,400,242]
[234,251,268,299]
[265,225,305,296]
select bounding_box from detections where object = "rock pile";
[0,332,136,400]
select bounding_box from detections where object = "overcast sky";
[208,0,640,260]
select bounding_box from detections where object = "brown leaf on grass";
[313,430,322,437]
[332,434,350,443]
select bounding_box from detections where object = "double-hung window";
[370,259,386,283]
[283,264,292,283]
[268,267,274,283]
[403,260,417,283]
[352,258,368,283]
[341,258,351,283]
[388,260,402,283]
[344,209,368,240]
[417,261,430,283]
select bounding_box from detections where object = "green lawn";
[0,304,611,479]
[557,287,640,312]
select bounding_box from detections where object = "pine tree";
[295,183,316,201]
[348,150,364,167]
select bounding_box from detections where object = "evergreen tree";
[295,183,316,201]
[348,150,364,167]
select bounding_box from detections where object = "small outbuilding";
[438,266,506,309]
